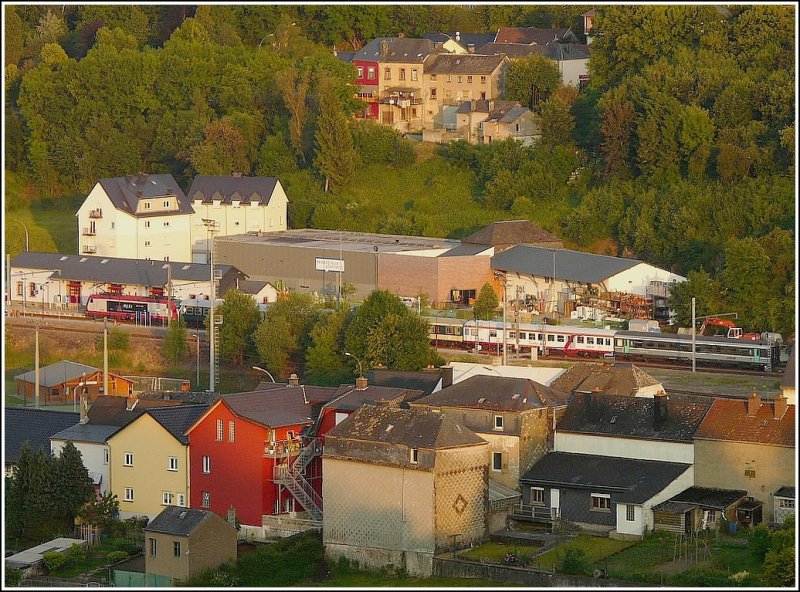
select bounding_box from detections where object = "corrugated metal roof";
[491,244,640,283]
[488,478,522,502]
[15,360,99,388]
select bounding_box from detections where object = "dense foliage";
[4,4,795,338]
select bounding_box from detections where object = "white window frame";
[177,493,186,507]
[228,420,235,443]
[410,448,419,464]
[216,419,223,441]
[103,448,110,465]
[492,452,502,472]
[494,415,504,431]
[626,504,635,521]
[357,66,364,78]
[168,456,178,471]
[124,487,134,502]
[202,455,211,474]
[162,491,174,506]
[201,491,210,508]
[148,537,157,557]
[591,492,611,512]
[531,487,545,505]
[123,452,134,467]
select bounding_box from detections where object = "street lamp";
[344,352,364,379]
[195,332,200,388]
[252,366,276,383]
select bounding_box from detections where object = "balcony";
[82,227,96,236]
[88,208,103,218]
[82,245,97,254]
[379,96,423,106]
[264,440,302,459]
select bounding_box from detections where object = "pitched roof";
[144,506,229,536]
[484,106,532,124]
[221,385,337,429]
[415,375,570,411]
[5,408,80,463]
[424,53,505,75]
[669,486,748,510]
[455,99,519,115]
[495,27,573,45]
[491,244,641,283]
[693,398,795,446]
[97,174,193,217]
[186,175,281,206]
[774,485,795,498]
[11,251,237,288]
[780,348,794,388]
[550,362,662,397]
[382,37,437,63]
[557,392,710,442]
[146,405,209,444]
[423,31,497,48]
[326,404,485,449]
[235,280,270,295]
[86,396,183,427]
[366,369,444,396]
[15,360,98,387]
[51,422,121,444]
[463,220,563,249]
[326,383,425,412]
[521,452,691,504]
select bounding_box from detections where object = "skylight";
[59,256,68,261]
[101,259,109,264]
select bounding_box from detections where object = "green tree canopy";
[473,283,499,320]
[503,54,561,110]
[216,289,261,365]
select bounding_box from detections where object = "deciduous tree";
[313,76,355,192]
[216,289,261,365]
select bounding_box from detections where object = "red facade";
[187,400,310,527]
[353,60,379,120]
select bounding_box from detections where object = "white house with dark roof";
[77,173,194,262]
[186,175,289,263]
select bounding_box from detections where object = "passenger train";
[86,294,178,324]
[426,317,781,372]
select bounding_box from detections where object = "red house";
[347,39,383,120]
[185,379,335,533]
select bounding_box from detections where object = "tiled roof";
[86,396,183,427]
[221,385,337,429]
[97,174,193,218]
[51,423,121,444]
[5,408,80,463]
[424,53,505,75]
[326,383,425,412]
[366,369,444,396]
[186,175,281,206]
[11,251,237,288]
[521,451,691,504]
[144,506,230,536]
[462,220,563,248]
[491,244,641,283]
[326,404,485,449]
[495,27,572,45]
[14,360,99,388]
[147,404,208,444]
[414,375,569,411]
[550,362,661,397]
[693,398,795,446]
[557,392,710,442]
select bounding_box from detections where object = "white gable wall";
[555,432,694,464]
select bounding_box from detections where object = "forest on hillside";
[3,4,796,338]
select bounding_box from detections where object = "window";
[111,222,115,229]
[163,221,170,227]
[430,87,437,99]
[201,491,211,508]
[216,419,223,441]
[144,221,150,229]
[384,67,391,80]
[367,66,375,79]
[410,448,418,464]
[431,74,437,81]
[124,487,134,502]
[492,452,502,472]
[706,509,717,521]
[399,68,406,81]
[228,420,235,443]
[467,75,473,83]
[456,75,463,83]
[480,75,486,84]
[149,538,157,557]
[168,457,178,471]
[778,499,795,509]
[547,334,554,342]
[446,74,452,82]
[173,541,181,557]
[587,337,595,345]
[163,200,170,208]
[357,66,364,78]
[144,241,150,247]
[576,336,584,344]
[144,202,151,209]
[16,281,23,296]
[494,415,504,431]
[557,335,565,343]
[411,68,418,81]
[177,493,186,507]
[124,452,134,467]
[591,493,611,511]
[104,448,110,465]
[162,491,174,505]
[531,487,545,505]
[744,463,756,478]
[626,505,635,521]
[202,456,211,474]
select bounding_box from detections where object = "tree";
[254,292,319,378]
[216,289,261,365]
[187,118,251,176]
[473,283,499,320]
[80,491,120,532]
[503,55,561,110]
[313,76,355,192]
[305,308,351,386]
[276,65,310,160]
[598,87,635,178]
[537,89,576,149]
[365,312,440,371]
[163,319,189,364]
[254,315,295,379]
[51,441,95,528]
[343,290,409,365]
[762,515,795,586]
[6,443,55,543]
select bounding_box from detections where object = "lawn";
[457,540,542,564]
[529,534,636,571]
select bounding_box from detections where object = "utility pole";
[166,263,172,327]
[202,219,218,392]
[691,297,696,373]
[34,319,40,408]
[103,317,109,395]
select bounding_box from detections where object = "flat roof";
[216,229,461,255]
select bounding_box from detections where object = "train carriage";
[179,298,212,329]
[85,294,177,324]
[428,317,468,348]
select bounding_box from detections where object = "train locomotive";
[85,294,178,324]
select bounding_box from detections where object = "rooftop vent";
[385,424,394,433]
[179,511,187,519]
[511,394,520,400]
[60,256,68,261]
[477,397,487,404]
[101,259,109,264]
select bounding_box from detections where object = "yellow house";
[108,405,208,521]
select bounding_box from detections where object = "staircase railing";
[273,438,323,523]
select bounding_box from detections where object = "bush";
[67,543,87,563]
[106,551,129,564]
[42,551,70,573]
[96,327,130,351]
[557,547,589,575]
[747,524,772,561]
[5,568,23,587]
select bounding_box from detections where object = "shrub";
[209,570,240,587]
[557,547,589,575]
[747,524,772,561]
[106,551,129,564]
[5,568,23,587]
[42,551,70,573]
[67,543,87,563]
[96,327,130,351]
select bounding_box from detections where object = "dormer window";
[144,202,151,209]
[494,415,504,431]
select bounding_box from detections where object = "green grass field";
[529,534,636,571]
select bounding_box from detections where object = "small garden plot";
[529,534,636,573]
[457,541,543,565]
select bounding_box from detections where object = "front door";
[550,488,561,518]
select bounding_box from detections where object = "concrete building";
[323,404,488,576]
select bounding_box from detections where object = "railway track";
[5,314,175,341]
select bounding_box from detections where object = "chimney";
[138,172,148,183]
[126,393,138,411]
[288,373,300,387]
[773,394,788,419]
[380,39,389,56]
[232,172,243,178]
[440,365,454,389]
[467,43,475,53]
[398,32,404,39]
[355,376,368,391]
[79,392,89,424]
[747,391,761,417]
[653,392,669,427]
[125,175,134,183]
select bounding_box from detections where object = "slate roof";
[219,385,337,429]
[477,42,552,58]
[484,106,531,124]
[382,37,437,62]
[423,31,496,48]
[15,360,99,387]
[146,405,209,444]
[774,486,795,498]
[11,251,237,288]
[439,243,494,257]
[491,244,641,283]
[424,53,505,75]
[326,404,485,449]
[5,408,80,463]
[415,375,570,411]
[86,396,183,427]
[186,175,281,206]
[366,368,444,396]
[550,362,662,397]
[51,422,121,444]
[326,383,426,412]
[463,220,563,248]
[780,348,794,388]
[521,452,692,504]
[669,487,748,510]
[481,43,589,61]
[455,99,519,115]
[97,174,193,218]
[144,506,225,536]
[556,392,710,442]
[693,398,795,446]
[652,500,698,514]
[235,279,270,295]
[334,50,355,62]
[495,27,573,45]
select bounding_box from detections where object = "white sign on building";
[315,258,345,273]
